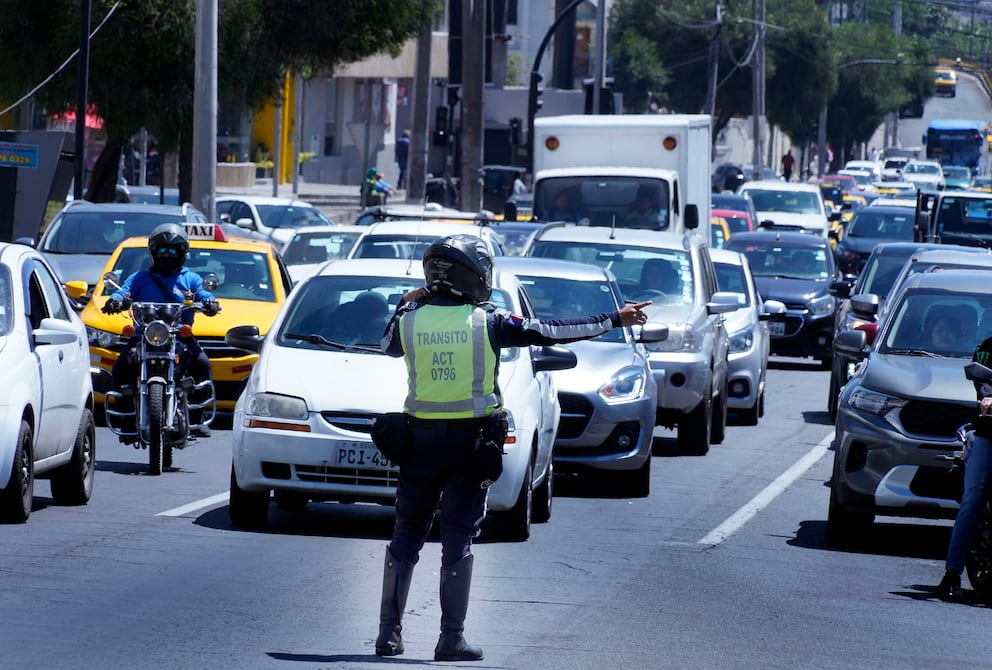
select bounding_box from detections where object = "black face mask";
[150,248,184,274]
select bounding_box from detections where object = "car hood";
[755,211,826,231]
[549,339,645,392]
[257,346,410,412]
[861,353,974,402]
[753,277,829,303]
[642,301,697,327]
[43,253,110,286]
[838,236,884,255]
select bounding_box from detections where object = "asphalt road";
[1,357,988,670]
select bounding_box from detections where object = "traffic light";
[509,117,522,146]
[433,106,448,147]
[583,77,616,114]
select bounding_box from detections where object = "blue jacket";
[110,268,215,326]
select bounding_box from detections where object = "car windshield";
[744,189,822,215]
[880,290,989,358]
[41,210,185,254]
[106,246,277,302]
[516,275,624,342]
[845,211,914,240]
[859,254,913,299]
[351,232,498,260]
[0,265,11,336]
[934,196,992,235]
[713,262,752,306]
[527,241,692,304]
[282,230,362,266]
[255,204,332,229]
[944,166,971,180]
[717,212,751,233]
[729,242,830,280]
[905,163,941,175]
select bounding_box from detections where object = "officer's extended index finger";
[631,300,652,310]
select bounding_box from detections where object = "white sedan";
[216,195,334,248]
[0,243,95,522]
[709,248,785,425]
[225,258,570,540]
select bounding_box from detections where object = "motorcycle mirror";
[964,361,992,383]
[102,271,122,291]
[201,272,220,292]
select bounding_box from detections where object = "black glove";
[102,298,123,314]
[202,299,221,316]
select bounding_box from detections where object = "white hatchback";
[0,243,95,522]
[225,258,568,540]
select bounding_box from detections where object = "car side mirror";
[226,324,264,353]
[829,280,852,299]
[759,299,786,321]
[684,204,699,230]
[15,236,36,248]
[707,291,739,314]
[833,328,868,357]
[635,322,668,343]
[532,344,578,372]
[235,217,255,229]
[849,293,879,319]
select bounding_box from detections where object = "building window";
[433,0,449,32]
[507,0,518,26]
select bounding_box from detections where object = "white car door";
[26,260,86,459]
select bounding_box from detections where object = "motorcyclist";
[936,335,992,599]
[102,223,220,439]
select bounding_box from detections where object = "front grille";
[295,463,399,488]
[557,392,593,439]
[198,336,251,359]
[320,412,376,435]
[899,400,974,438]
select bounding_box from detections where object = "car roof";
[530,224,693,250]
[870,242,944,256]
[708,247,746,265]
[215,195,315,206]
[904,268,992,293]
[58,201,192,215]
[315,258,426,279]
[494,255,614,282]
[852,205,915,216]
[739,181,821,193]
[361,220,497,237]
[725,230,827,248]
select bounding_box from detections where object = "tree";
[0,0,439,202]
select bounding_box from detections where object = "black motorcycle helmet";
[423,234,492,304]
[148,223,189,274]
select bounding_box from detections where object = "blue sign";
[0,142,39,169]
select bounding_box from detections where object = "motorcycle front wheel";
[966,499,992,595]
[147,383,165,476]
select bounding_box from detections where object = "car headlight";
[848,386,908,416]
[807,293,835,316]
[245,392,309,420]
[728,325,754,353]
[598,366,647,403]
[87,326,120,348]
[143,321,171,346]
[645,323,696,352]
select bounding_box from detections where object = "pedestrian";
[936,336,992,599]
[781,149,795,182]
[374,234,651,661]
[510,171,526,197]
[395,129,411,190]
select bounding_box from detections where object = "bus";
[925,119,986,173]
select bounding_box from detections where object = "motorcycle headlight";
[807,293,836,316]
[598,366,647,404]
[728,325,755,353]
[246,392,309,420]
[143,321,171,346]
[87,326,120,348]
[848,386,908,416]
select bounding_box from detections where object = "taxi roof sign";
[184,222,227,242]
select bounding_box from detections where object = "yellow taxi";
[82,223,292,414]
[934,67,957,97]
[710,215,732,249]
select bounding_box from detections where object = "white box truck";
[530,114,711,239]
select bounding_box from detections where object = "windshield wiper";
[284,332,349,349]
[884,349,942,357]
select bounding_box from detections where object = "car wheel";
[826,481,873,547]
[739,396,760,426]
[677,386,712,456]
[492,461,532,542]
[818,357,832,370]
[0,421,33,523]
[229,466,270,528]
[710,378,728,445]
[532,458,553,524]
[274,491,310,510]
[613,456,651,498]
[966,500,992,596]
[50,409,96,505]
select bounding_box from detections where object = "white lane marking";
[697,432,833,546]
[156,491,229,517]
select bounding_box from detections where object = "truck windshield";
[935,195,992,237]
[533,177,671,229]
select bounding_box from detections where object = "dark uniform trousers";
[390,417,488,569]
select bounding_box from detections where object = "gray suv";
[524,225,738,455]
[829,269,992,545]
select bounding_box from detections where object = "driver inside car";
[636,258,681,300]
[102,223,221,440]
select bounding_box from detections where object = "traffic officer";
[375,234,650,661]
[103,223,221,438]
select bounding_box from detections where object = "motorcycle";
[939,360,992,596]
[102,273,217,475]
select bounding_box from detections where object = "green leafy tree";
[0,0,438,202]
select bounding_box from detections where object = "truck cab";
[915,189,992,248]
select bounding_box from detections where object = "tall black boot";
[375,546,415,656]
[434,554,484,661]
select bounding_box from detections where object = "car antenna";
[609,215,617,239]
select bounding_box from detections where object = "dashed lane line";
[157,491,230,517]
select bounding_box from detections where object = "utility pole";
[460,0,486,212]
[592,0,607,115]
[74,0,91,200]
[406,21,432,204]
[292,73,302,196]
[704,1,722,119]
[889,0,902,148]
[751,0,765,177]
[192,0,217,221]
